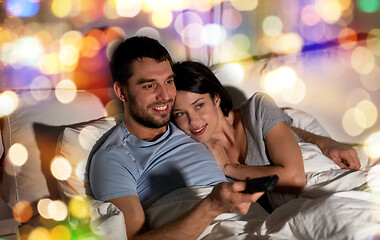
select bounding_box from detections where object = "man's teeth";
[153,105,167,110]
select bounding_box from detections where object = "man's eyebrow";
[137,73,175,85]
[168,73,176,79]
[137,78,155,85]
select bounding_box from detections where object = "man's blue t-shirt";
[89,122,227,209]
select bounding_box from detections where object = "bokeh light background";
[1,0,380,239]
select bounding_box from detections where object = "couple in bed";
[89,36,360,239]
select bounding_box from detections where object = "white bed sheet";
[89,144,380,240]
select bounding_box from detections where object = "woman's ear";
[213,93,221,107]
[113,82,127,102]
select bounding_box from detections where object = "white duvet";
[90,143,380,240]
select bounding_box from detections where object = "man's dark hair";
[173,61,233,117]
[110,36,173,86]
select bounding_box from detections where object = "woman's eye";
[174,112,184,117]
[195,103,204,109]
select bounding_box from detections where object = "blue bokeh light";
[6,0,40,17]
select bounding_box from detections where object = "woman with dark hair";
[172,61,360,196]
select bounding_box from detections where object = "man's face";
[124,58,176,129]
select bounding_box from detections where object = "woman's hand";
[205,137,231,170]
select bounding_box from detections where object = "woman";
[172,61,361,194]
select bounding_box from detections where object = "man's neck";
[124,120,168,142]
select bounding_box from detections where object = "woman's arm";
[224,122,306,194]
[291,127,361,169]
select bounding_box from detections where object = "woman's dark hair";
[110,36,172,86]
[173,61,233,116]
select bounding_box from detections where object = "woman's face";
[173,91,221,143]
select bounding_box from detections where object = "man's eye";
[144,84,154,89]
[166,79,174,84]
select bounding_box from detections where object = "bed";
[1,38,379,239]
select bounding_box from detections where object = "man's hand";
[206,181,264,215]
[321,140,361,170]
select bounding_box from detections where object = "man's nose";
[156,84,170,101]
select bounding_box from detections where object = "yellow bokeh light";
[280,77,306,104]
[151,9,173,29]
[30,76,53,101]
[116,0,141,17]
[37,198,53,219]
[360,65,380,91]
[48,200,68,221]
[104,0,120,20]
[230,34,251,53]
[55,79,77,104]
[60,44,79,66]
[69,195,91,219]
[316,0,343,24]
[231,0,258,11]
[262,66,297,94]
[79,125,99,150]
[51,0,72,18]
[60,31,83,51]
[364,131,380,159]
[39,53,61,75]
[355,100,378,129]
[105,99,123,116]
[351,46,375,75]
[50,225,71,240]
[28,227,50,240]
[0,90,19,117]
[263,16,283,37]
[274,33,303,55]
[215,63,245,85]
[76,160,87,181]
[0,29,17,48]
[346,88,371,108]
[8,143,28,167]
[367,28,380,56]
[51,156,72,181]
[143,0,185,12]
[191,0,215,12]
[342,108,364,136]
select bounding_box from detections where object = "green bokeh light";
[357,0,379,13]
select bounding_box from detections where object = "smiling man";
[89,36,263,240]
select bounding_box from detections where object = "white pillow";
[283,108,330,137]
[56,115,123,200]
[283,108,341,173]
[1,90,105,212]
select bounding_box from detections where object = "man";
[89,36,264,239]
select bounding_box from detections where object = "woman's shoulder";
[243,92,276,108]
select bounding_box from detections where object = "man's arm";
[291,126,361,169]
[108,182,263,240]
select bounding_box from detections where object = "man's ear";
[113,82,127,102]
